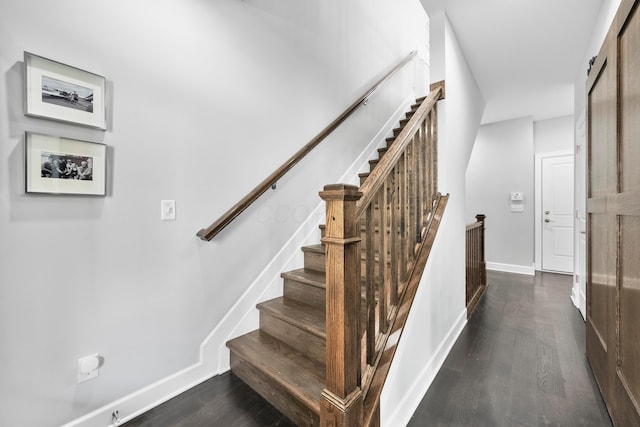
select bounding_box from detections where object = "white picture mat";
[25,52,106,129]
[26,133,106,196]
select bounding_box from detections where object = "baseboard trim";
[571,283,586,321]
[383,308,467,427]
[62,364,218,427]
[486,261,535,276]
[62,92,418,427]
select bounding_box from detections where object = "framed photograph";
[25,132,107,196]
[24,52,106,129]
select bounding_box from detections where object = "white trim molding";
[571,277,586,320]
[486,261,535,276]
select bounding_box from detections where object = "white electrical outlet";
[161,200,176,221]
[77,354,101,383]
[510,204,524,213]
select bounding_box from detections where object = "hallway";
[124,270,611,426]
[408,270,612,426]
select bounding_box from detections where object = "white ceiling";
[420,0,605,124]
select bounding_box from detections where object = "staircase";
[227,86,445,426]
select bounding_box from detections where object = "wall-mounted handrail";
[197,51,418,241]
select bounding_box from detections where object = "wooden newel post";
[475,214,486,288]
[319,184,364,427]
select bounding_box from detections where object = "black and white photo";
[41,75,94,113]
[40,152,93,181]
[24,52,106,129]
[26,132,106,196]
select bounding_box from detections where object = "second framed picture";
[25,132,107,196]
[24,52,106,129]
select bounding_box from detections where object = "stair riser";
[284,279,325,311]
[230,353,319,427]
[260,315,326,365]
[304,250,325,273]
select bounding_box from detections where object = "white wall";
[381,12,485,426]
[0,0,430,425]
[534,115,574,154]
[466,117,535,274]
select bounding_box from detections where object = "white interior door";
[542,155,574,272]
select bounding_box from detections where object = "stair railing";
[466,214,486,317]
[319,81,447,426]
[197,51,418,241]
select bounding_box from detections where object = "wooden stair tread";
[258,297,326,338]
[227,330,325,414]
[301,244,324,254]
[281,268,325,290]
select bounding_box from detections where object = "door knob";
[545,218,552,223]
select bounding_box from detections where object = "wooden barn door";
[586,0,640,425]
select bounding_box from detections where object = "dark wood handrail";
[197,51,418,241]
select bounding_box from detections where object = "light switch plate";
[161,200,176,221]
[511,204,524,213]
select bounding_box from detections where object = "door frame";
[534,150,574,272]
[573,111,587,319]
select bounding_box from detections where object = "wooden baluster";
[467,226,471,304]
[416,122,425,238]
[423,117,430,225]
[389,167,398,307]
[320,184,363,427]
[377,188,386,335]
[365,204,375,365]
[406,141,416,260]
[470,228,478,296]
[476,214,486,289]
[399,150,408,286]
[411,137,420,247]
[382,176,391,328]
[425,110,435,212]
[430,103,439,205]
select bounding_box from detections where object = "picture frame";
[25,132,107,196]
[24,52,106,129]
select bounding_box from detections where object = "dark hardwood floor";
[122,370,295,427]
[124,270,611,427]
[408,270,612,427]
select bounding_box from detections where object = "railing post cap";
[476,214,486,222]
[319,184,362,201]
